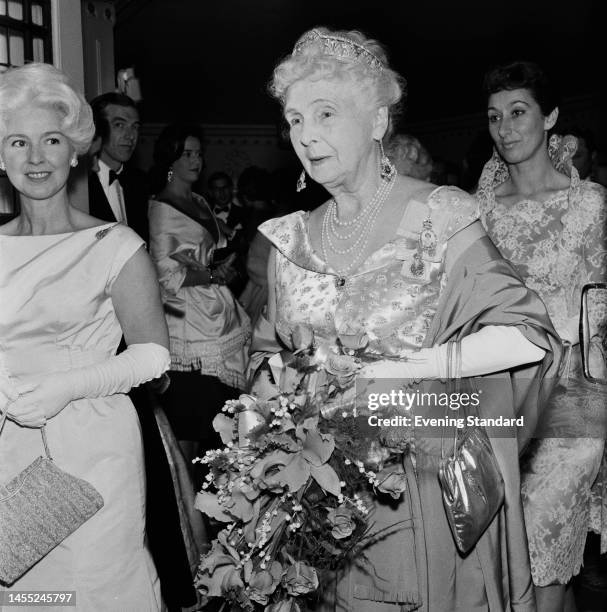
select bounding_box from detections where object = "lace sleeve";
[581,182,607,358]
[579,182,607,284]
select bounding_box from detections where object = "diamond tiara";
[292,30,384,72]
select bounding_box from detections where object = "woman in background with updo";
[385,133,433,181]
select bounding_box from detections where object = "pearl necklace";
[330,193,377,227]
[327,173,393,241]
[321,173,395,281]
[324,173,394,249]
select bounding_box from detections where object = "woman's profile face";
[1,105,73,202]
[284,77,378,190]
[171,136,203,185]
[487,88,553,165]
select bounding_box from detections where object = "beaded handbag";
[0,410,104,585]
[438,341,505,555]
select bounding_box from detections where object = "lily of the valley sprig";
[194,324,409,611]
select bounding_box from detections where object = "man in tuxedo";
[208,171,246,229]
[89,94,200,608]
[208,171,248,294]
[88,93,149,242]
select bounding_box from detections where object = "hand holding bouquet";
[195,325,410,611]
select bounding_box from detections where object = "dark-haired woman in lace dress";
[477,60,607,612]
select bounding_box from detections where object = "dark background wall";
[114,0,602,183]
[115,0,600,126]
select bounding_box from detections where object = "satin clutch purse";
[438,341,505,555]
[0,410,104,585]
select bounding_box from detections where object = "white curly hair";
[0,63,94,155]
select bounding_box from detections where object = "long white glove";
[359,326,545,380]
[10,343,170,428]
[67,343,171,399]
[0,354,18,415]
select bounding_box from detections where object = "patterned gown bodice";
[259,186,478,357]
[477,151,607,337]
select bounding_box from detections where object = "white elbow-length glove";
[68,343,170,399]
[359,326,545,381]
[0,354,18,416]
[9,343,170,428]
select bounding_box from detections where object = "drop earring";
[167,168,174,183]
[296,170,306,192]
[378,139,396,181]
[70,156,78,168]
[0,159,5,171]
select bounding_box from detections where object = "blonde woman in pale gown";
[251,28,563,611]
[0,64,170,610]
[476,60,607,612]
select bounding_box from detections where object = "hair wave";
[270,27,406,137]
[0,63,94,155]
[483,60,560,116]
[149,123,204,193]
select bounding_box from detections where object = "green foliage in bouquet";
[194,326,408,611]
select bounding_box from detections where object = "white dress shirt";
[213,203,231,224]
[213,200,243,230]
[96,159,128,224]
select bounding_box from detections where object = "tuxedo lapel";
[88,172,117,222]
[88,167,150,242]
[226,204,248,229]
[120,168,150,243]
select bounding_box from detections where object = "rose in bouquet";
[194,325,409,610]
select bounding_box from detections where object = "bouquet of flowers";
[195,325,408,611]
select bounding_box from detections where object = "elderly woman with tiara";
[0,64,169,609]
[251,28,563,611]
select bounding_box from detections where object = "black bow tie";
[215,205,230,214]
[108,169,122,186]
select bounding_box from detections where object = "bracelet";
[207,267,214,284]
